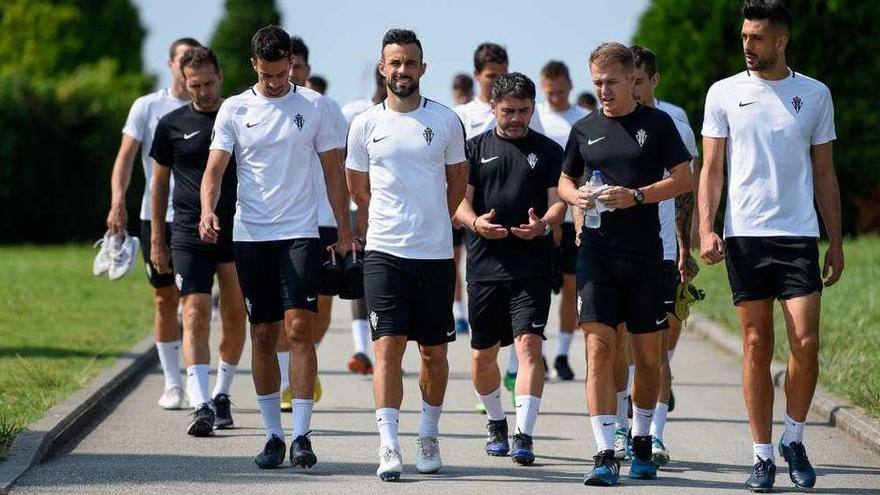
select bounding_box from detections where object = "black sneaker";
[290,434,318,468]
[212,394,234,429]
[186,403,215,437]
[745,456,777,493]
[779,440,816,489]
[255,435,286,469]
[485,419,510,456]
[511,433,535,465]
[553,355,575,381]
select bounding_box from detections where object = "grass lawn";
[691,235,880,418]
[0,244,154,460]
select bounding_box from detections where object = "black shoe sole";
[255,457,285,469]
[187,420,214,437]
[291,452,317,468]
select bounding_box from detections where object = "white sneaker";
[108,234,140,281]
[376,445,403,481]
[92,231,115,276]
[415,436,442,474]
[158,386,186,410]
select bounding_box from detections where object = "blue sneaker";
[455,318,469,334]
[629,435,657,479]
[778,438,816,489]
[510,433,535,466]
[485,419,509,456]
[584,449,620,486]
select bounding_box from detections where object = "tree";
[210,0,282,95]
[633,0,880,234]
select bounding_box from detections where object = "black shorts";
[233,238,320,324]
[725,236,822,305]
[662,260,679,315]
[171,246,234,296]
[468,278,551,350]
[452,225,464,247]
[140,220,174,288]
[363,251,455,346]
[556,222,578,275]
[576,246,668,333]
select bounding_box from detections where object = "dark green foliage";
[210,0,282,95]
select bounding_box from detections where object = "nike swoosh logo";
[531,322,545,328]
[602,422,614,427]
[481,156,500,164]
[372,136,389,143]
[587,137,605,145]
[656,316,668,326]
[183,131,200,140]
[246,122,262,128]
[739,101,757,107]
[306,296,317,302]
[446,329,456,337]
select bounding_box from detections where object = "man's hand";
[575,184,596,210]
[107,204,127,235]
[510,208,545,240]
[822,244,844,287]
[199,211,221,244]
[678,250,700,283]
[596,186,637,210]
[474,209,508,239]
[151,243,171,275]
[699,231,725,265]
[334,229,353,257]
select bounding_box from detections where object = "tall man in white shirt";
[699,1,843,491]
[201,25,352,470]
[347,28,468,481]
[105,37,201,410]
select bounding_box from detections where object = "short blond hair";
[589,42,634,72]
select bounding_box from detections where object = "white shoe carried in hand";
[108,234,140,281]
[376,445,403,481]
[92,231,115,276]
[157,386,186,410]
[415,436,442,474]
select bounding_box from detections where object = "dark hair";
[629,45,657,77]
[307,75,328,94]
[491,72,535,102]
[589,42,634,72]
[577,92,597,108]
[381,29,423,59]
[742,0,791,30]
[290,36,310,65]
[452,73,473,92]
[251,25,291,62]
[540,60,571,81]
[180,46,220,75]
[168,37,201,59]
[474,42,508,72]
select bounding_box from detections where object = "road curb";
[0,334,157,495]
[688,312,880,457]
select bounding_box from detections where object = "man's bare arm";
[811,141,844,286]
[319,148,353,255]
[107,134,141,234]
[697,136,727,265]
[150,162,172,273]
[199,149,231,244]
[446,161,469,218]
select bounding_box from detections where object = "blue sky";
[132,0,649,106]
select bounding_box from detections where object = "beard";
[746,52,776,72]
[387,76,419,98]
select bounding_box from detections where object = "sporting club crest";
[527,153,538,169]
[294,113,305,131]
[423,127,434,145]
[369,310,379,330]
[791,96,803,114]
[636,129,648,147]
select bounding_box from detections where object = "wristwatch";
[633,188,645,205]
[540,218,552,236]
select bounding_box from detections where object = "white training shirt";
[530,102,589,224]
[211,83,343,242]
[658,118,698,261]
[655,98,690,125]
[702,69,836,238]
[313,96,349,227]
[346,97,467,260]
[454,98,495,139]
[122,88,189,222]
[341,98,375,127]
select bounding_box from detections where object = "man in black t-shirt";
[150,47,246,437]
[455,73,565,466]
[557,43,692,485]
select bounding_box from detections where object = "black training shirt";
[150,104,237,250]
[465,128,563,282]
[561,104,690,259]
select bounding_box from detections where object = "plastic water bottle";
[584,170,603,229]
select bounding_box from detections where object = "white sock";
[626,364,635,395]
[782,413,805,445]
[478,388,506,421]
[351,319,370,356]
[555,331,574,357]
[632,405,654,437]
[376,407,400,450]
[185,364,210,408]
[753,443,775,464]
[615,391,629,430]
[591,415,617,452]
[291,399,314,439]
[277,351,290,393]
[257,392,284,440]
[650,402,669,441]
[418,400,442,438]
[211,360,237,398]
[156,340,183,390]
[506,348,519,375]
[667,348,675,363]
[515,395,541,436]
[453,300,467,321]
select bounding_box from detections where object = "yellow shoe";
[313,376,322,403]
[280,386,292,412]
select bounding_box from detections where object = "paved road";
[14,297,880,494]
